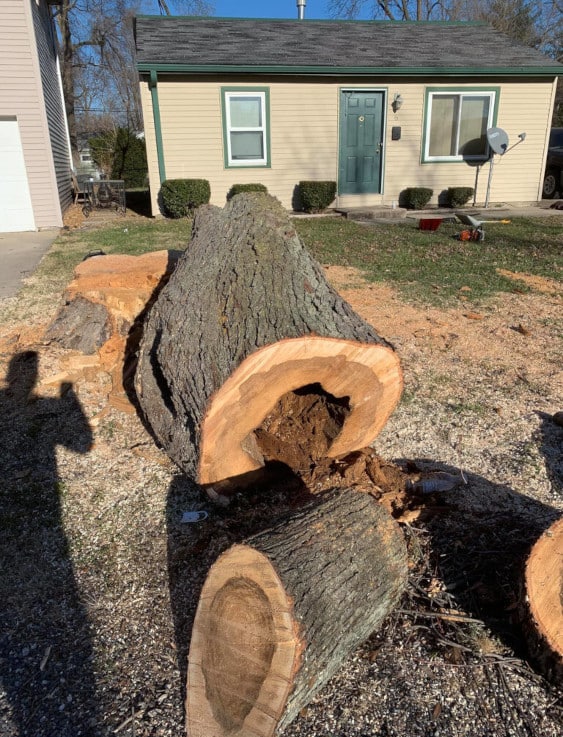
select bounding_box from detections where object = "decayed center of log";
[187,545,300,736]
[199,337,403,487]
[202,577,275,731]
[253,383,350,473]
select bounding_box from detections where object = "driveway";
[0,229,58,298]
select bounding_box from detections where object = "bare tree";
[51,0,214,157]
[328,0,450,20]
[329,0,562,56]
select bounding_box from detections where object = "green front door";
[339,91,384,195]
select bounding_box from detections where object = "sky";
[212,1,371,20]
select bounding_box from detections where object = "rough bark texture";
[45,296,111,355]
[134,193,401,486]
[521,516,563,684]
[186,488,408,737]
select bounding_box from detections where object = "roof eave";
[136,63,561,77]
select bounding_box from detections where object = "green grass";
[295,216,563,304]
[2,213,562,326]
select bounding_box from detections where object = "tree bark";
[134,193,402,489]
[521,516,563,684]
[186,488,408,737]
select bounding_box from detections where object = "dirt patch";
[497,268,563,295]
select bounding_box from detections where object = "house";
[0,0,72,232]
[134,16,562,214]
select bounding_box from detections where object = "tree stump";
[522,516,563,684]
[186,488,408,737]
[134,194,402,490]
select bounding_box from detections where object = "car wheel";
[542,168,559,199]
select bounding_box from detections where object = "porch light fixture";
[391,93,403,113]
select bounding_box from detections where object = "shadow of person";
[0,351,104,736]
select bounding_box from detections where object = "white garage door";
[0,118,35,232]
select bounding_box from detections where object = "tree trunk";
[521,516,563,684]
[134,193,402,490]
[186,488,408,737]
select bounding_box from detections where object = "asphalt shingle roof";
[134,17,561,73]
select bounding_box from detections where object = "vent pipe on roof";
[297,0,306,20]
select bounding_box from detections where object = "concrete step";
[335,207,407,221]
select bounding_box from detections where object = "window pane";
[230,131,264,160]
[230,97,262,128]
[429,95,458,156]
[458,96,489,156]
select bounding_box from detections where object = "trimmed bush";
[227,183,268,200]
[401,187,433,210]
[160,179,211,218]
[445,187,474,208]
[89,128,148,188]
[299,181,337,213]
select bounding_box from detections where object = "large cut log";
[521,516,563,684]
[186,488,408,737]
[134,193,402,488]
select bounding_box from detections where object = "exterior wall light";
[392,93,404,113]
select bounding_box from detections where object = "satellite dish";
[487,127,509,155]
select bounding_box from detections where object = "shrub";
[299,181,337,212]
[445,187,474,208]
[89,128,148,188]
[226,183,268,200]
[159,179,211,218]
[401,187,433,209]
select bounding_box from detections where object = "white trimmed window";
[424,90,496,162]
[222,89,269,167]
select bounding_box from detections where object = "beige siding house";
[0,0,72,232]
[135,17,561,214]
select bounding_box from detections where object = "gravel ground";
[0,259,562,737]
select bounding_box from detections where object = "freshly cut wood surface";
[186,489,408,737]
[523,516,563,683]
[200,336,400,485]
[134,193,402,487]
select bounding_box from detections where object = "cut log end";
[523,516,563,684]
[186,546,300,737]
[199,336,402,487]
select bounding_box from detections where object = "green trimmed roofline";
[137,62,561,77]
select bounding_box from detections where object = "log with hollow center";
[186,488,408,737]
[134,193,403,490]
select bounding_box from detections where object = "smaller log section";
[134,193,402,491]
[522,516,563,684]
[186,489,408,737]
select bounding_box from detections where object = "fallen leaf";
[515,323,531,336]
[432,702,443,720]
[464,312,484,320]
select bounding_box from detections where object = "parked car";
[543,127,563,198]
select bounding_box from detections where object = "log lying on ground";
[134,193,402,489]
[186,488,408,737]
[43,251,180,412]
[522,516,563,684]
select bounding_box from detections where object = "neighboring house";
[76,134,101,179]
[134,16,562,214]
[0,0,72,232]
